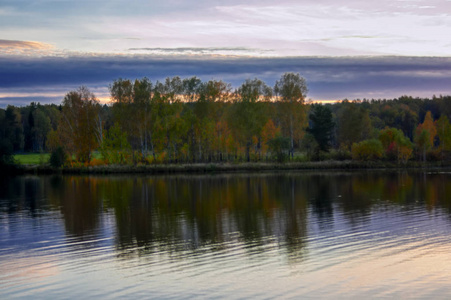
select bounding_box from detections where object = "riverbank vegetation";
[1,73,451,170]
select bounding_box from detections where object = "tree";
[110,78,155,157]
[46,129,59,152]
[59,87,101,162]
[194,79,232,161]
[378,127,413,163]
[31,107,51,152]
[0,138,14,166]
[414,111,437,161]
[301,132,320,161]
[0,108,13,165]
[228,78,271,161]
[182,76,202,103]
[261,119,280,159]
[268,135,290,162]
[435,114,451,157]
[133,77,154,156]
[152,77,189,162]
[420,111,437,146]
[337,101,372,149]
[4,106,24,152]
[414,129,431,162]
[100,123,131,164]
[274,73,308,158]
[308,104,335,152]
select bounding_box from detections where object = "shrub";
[351,139,383,161]
[89,158,105,166]
[330,147,352,161]
[292,153,309,162]
[268,136,290,162]
[49,147,67,168]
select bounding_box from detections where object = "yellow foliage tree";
[420,111,437,147]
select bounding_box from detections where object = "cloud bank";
[1,55,451,107]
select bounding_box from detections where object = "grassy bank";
[14,153,50,165]
[13,160,451,175]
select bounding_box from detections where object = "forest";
[1,72,451,167]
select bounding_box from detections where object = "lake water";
[1,171,451,298]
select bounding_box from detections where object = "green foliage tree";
[274,73,308,158]
[301,132,320,161]
[100,123,131,164]
[414,128,431,162]
[110,78,153,156]
[435,114,451,158]
[3,76,451,167]
[228,78,271,161]
[337,101,372,149]
[194,79,232,161]
[152,80,188,162]
[268,135,290,162]
[31,107,51,152]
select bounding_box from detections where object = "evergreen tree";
[308,104,335,152]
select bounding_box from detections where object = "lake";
[1,171,451,298]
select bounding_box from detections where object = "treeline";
[1,73,451,167]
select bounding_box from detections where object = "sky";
[1,0,451,106]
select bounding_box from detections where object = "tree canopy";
[2,74,451,166]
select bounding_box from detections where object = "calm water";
[1,171,451,298]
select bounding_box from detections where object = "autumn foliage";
[2,75,451,166]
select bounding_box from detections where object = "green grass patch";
[92,151,103,160]
[14,153,50,165]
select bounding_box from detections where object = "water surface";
[1,171,451,298]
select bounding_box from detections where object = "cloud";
[2,1,451,56]
[1,55,451,107]
[0,39,53,49]
[127,47,273,56]
[0,39,54,56]
[129,47,250,52]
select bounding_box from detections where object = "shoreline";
[9,160,451,175]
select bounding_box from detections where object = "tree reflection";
[97,174,309,261]
[50,176,103,238]
[2,171,451,261]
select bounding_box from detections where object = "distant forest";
[1,73,451,166]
